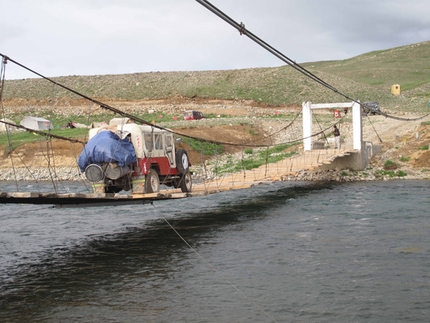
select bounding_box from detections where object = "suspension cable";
[2,51,427,151]
[195,0,340,95]
[195,0,430,122]
[1,56,19,190]
[314,113,330,146]
[0,120,86,144]
[0,53,287,148]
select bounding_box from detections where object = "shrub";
[396,170,407,177]
[375,169,407,178]
[383,159,398,170]
[181,137,223,156]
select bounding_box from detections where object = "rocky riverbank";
[1,157,427,184]
[0,167,85,182]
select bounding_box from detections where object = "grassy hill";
[303,41,430,91]
[3,41,430,113]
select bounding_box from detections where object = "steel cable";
[195,0,430,123]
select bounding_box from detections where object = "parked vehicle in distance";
[78,118,192,194]
[362,102,381,115]
[184,110,206,120]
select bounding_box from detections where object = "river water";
[0,180,429,322]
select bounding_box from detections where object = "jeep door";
[164,133,175,167]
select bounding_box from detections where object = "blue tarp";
[78,131,137,172]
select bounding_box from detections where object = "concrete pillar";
[352,101,362,150]
[302,101,312,151]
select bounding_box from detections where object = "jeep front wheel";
[145,169,160,193]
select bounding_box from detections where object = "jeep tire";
[145,168,160,193]
[178,170,192,193]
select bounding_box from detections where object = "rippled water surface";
[1,180,429,322]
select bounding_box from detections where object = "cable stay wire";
[246,111,302,145]
[314,114,330,146]
[151,203,279,323]
[195,0,340,94]
[0,52,309,149]
[0,53,291,148]
[2,49,426,152]
[195,0,430,122]
[0,120,86,144]
[364,114,383,143]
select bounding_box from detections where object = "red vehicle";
[183,110,205,120]
[80,119,192,194]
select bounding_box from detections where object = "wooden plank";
[7,192,39,198]
[113,194,134,199]
[170,192,191,198]
[56,194,71,199]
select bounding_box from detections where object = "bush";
[181,137,223,156]
[375,169,407,178]
[383,159,398,170]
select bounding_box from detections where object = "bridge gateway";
[302,101,362,151]
[302,101,379,172]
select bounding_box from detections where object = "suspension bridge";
[0,146,353,207]
[1,0,429,207]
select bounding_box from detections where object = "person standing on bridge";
[333,125,340,149]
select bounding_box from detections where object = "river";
[0,180,429,322]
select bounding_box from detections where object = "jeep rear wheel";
[179,171,192,193]
[175,148,190,174]
[145,169,160,193]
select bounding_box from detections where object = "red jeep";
[183,110,205,120]
[79,119,192,194]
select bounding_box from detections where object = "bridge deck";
[0,149,353,207]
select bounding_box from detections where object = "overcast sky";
[2,0,430,79]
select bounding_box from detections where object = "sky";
[1,0,430,80]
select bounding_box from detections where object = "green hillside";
[303,41,430,91]
[3,41,430,113]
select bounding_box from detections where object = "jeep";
[362,102,381,115]
[78,118,192,194]
[184,110,206,120]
